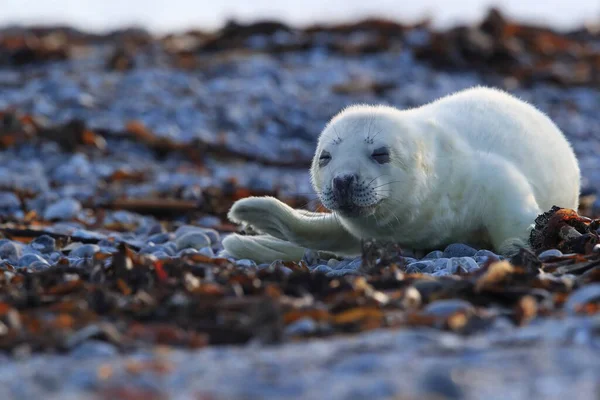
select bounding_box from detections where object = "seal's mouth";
[335,202,380,218]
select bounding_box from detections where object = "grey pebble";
[198,247,215,258]
[538,249,563,260]
[0,241,22,262]
[407,260,436,273]
[176,232,211,250]
[29,260,52,271]
[474,249,500,259]
[30,235,56,253]
[174,225,219,244]
[326,269,362,277]
[70,340,119,360]
[450,257,480,273]
[18,253,48,268]
[151,251,171,260]
[70,244,101,258]
[433,258,451,271]
[284,318,318,336]
[327,258,340,268]
[312,265,332,274]
[423,299,474,317]
[443,243,477,258]
[43,197,82,221]
[0,191,21,211]
[235,259,256,268]
[564,284,600,315]
[147,232,172,245]
[178,248,199,256]
[423,250,444,260]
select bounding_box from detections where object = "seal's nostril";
[332,174,357,201]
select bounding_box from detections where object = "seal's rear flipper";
[221,233,306,263]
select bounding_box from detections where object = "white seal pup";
[223,86,580,263]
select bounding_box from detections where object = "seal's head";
[310,105,428,222]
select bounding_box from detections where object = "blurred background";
[2,0,600,32]
[1,0,600,218]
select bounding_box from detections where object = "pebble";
[443,243,477,258]
[175,232,211,250]
[312,265,332,274]
[147,232,172,245]
[538,249,563,260]
[284,318,318,336]
[474,249,500,259]
[178,248,199,256]
[327,269,362,277]
[327,258,340,268]
[43,198,82,221]
[423,299,475,318]
[70,340,119,360]
[28,260,51,271]
[0,191,21,212]
[235,259,256,268]
[450,257,480,273]
[69,244,101,258]
[18,254,48,268]
[0,241,22,262]
[423,250,444,260]
[564,284,600,315]
[407,260,436,273]
[29,235,56,253]
[198,247,215,258]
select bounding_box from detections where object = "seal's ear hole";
[319,150,332,167]
[371,147,390,164]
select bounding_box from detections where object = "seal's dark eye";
[319,151,331,167]
[371,147,390,164]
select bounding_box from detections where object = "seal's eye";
[319,151,332,167]
[371,147,390,164]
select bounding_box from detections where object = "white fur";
[223,87,580,262]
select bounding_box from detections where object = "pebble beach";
[0,8,600,399]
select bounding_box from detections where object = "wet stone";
[423,299,475,317]
[327,259,340,268]
[312,265,332,274]
[18,254,48,268]
[538,249,563,260]
[152,251,171,260]
[0,191,21,212]
[28,261,51,271]
[43,198,82,221]
[178,248,199,256]
[69,244,101,258]
[407,260,436,273]
[284,318,318,336]
[198,247,215,258]
[564,284,600,315]
[235,259,256,268]
[147,232,172,245]
[423,250,444,260]
[327,269,362,277]
[70,340,119,360]
[474,249,500,259]
[30,235,56,253]
[450,257,479,273]
[433,258,451,271]
[443,243,477,258]
[0,241,22,262]
[176,232,211,250]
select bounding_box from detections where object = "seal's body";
[223,87,580,262]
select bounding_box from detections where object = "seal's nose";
[332,174,357,202]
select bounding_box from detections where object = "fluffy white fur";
[223,87,580,263]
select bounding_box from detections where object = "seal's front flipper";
[221,234,306,263]
[228,196,362,256]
